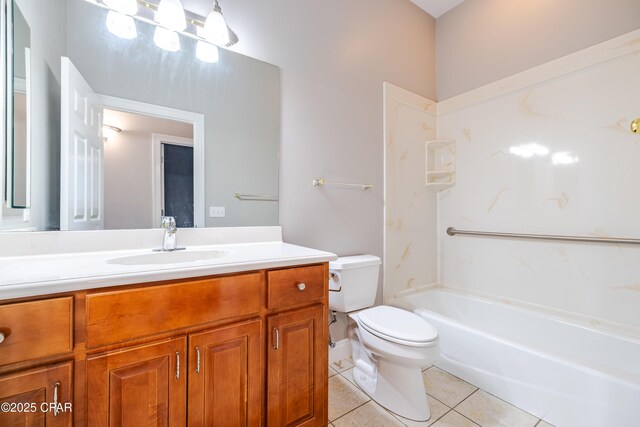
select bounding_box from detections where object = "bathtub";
[394,289,640,427]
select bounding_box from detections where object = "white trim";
[151,133,194,228]
[97,94,205,228]
[438,28,640,115]
[0,0,5,216]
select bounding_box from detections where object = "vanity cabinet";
[0,362,73,426]
[267,305,325,427]
[265,265,327,427]
[188,320,262,426]
[86,338,187,426]
[0,262,328,426]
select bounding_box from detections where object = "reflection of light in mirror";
[509,143,549,158]
[196,41,219,63]
[103,0,137,15]
[102,124,122,143]
[203,3,230,46]
[156,0,187,32]
[154,27,181,52]
[552,152,579,165]
[106,10,138,40]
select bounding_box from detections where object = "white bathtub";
[394,289,640,427]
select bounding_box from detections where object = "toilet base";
[352,358,431,422]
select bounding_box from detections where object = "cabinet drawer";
[86,273,262,348]
[0,297,73,366]
[267,265,326,310]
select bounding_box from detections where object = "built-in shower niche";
[425,139,455,189]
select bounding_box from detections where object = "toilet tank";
[328,255,381,313]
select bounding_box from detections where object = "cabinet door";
[86,337,186,427]
[0,362,72,426]
[188,320,262,426]
[267,305,326,427]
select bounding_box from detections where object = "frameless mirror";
[1,0,280,232]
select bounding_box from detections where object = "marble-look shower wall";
[437,30,640,336]
[383,83,438,302]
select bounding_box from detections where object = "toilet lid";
[358,306,438,344]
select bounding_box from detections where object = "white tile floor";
[328,358,554,427]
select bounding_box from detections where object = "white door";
[60,57,104,230]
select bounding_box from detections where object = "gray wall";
[212,0,437,265]
[436,0,640,100]
[66,0,279,228]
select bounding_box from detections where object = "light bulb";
[106,10,137,40]
[103,0,137,15]
[196,41,219,63]
[156,0,187,32]
[153,26,180,52]
[203,9,229,45]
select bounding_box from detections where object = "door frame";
[97,94,205,228]
[152,133,194,228]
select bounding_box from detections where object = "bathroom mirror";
[0,0,280,231]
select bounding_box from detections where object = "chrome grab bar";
[446,227,640,246]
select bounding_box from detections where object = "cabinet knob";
[0,332,5,344]
[297,283,306,291]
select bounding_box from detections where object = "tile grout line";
[451,408,482,427]
[452,388,479,410]
[329,399,371,424]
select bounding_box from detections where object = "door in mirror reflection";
[103,109,195,230]
[162,143,194,228]
[60,57,104,231]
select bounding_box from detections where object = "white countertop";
[0,242,337,300]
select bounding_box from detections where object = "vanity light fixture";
[155,0,187,32]
[90,0,238,62]
[103,0,137,15]
[106,10,138,39]
[203,0,230,46]
[154,26,181,51]
[196,41,219,63]
[195,27,219,63]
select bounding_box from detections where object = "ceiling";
[183,1,466,20]
[410,0,465,18]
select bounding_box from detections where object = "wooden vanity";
[0,262,329,426]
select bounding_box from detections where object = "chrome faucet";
[160,216,178,251]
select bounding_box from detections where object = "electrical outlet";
[209,206,226,218]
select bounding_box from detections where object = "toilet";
[329,255,440,422]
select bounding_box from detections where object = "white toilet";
[329,255,440,422]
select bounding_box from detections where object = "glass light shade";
[153,26,181,52]
[156,0,187,32]
[103,0,137,15]
[196,41,219,63]
[203,9,229,45]
[106,10,137,40]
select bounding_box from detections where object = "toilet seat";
[357,306,438,347]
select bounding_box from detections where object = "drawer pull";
[176,352,181,380]
[53,381,60,417]
[273,327,279,350]
[0,332,5,344]
[195,347,201,374]
[297,283,306,291]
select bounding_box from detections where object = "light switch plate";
[209,207,226,218]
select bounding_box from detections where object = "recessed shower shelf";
[425,139,455,189]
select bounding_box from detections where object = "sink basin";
[107,250,229,266]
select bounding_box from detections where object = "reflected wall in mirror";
[0,0,280,232]
[1,0,31,230]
